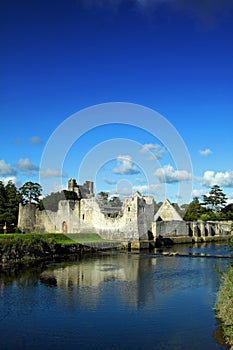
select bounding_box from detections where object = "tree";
[97,191,109,206]
[0,181,7,224]
[202,185,227,215]
[154,201,163,214]
[171,202,185,218]
[220,203,233,220]
[183,197,205,221]
[39,190,78,211]
[200,211,217,221]
[108,195,122,207]
[0,180,22,232]
[5,181,21,226]
[19,181,42,204]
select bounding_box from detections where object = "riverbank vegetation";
[0,233,106,245]
[215,268,233,348]
[0,233,108,264]
[215,238,233,348]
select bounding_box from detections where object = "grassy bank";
[0,232,108,245]
[215,266,233,348]
[0,233,109,264]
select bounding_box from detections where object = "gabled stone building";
[154,199,183,222]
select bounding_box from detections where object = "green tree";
[40,190,78,211]
[0,181,7,225]
[5,180,21,227]
[221,203,233,220]
[154,201,163,214]
[108,195,122,207]
[0,180,22,232]
[202,185,227,215]
[97,191,109,206]
[183,197,205,221]
[200,211,218,221]
[172,202,185,218]
[19,181,42,204]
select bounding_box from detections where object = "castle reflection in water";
[40,254,157,309]
[40,251,217,310]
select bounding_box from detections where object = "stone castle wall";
[18,192,155,240]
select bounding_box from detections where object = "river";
[0,243,231,350]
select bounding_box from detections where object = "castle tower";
[68,178,94,199]
[68,178,78,192]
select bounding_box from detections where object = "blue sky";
[1,0,233,204]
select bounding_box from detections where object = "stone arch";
[147,230,154,240]
[188,224,193,237]
[210,225,215,236]
[62,221,68,233]
[197,225,201,237]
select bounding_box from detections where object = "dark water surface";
[0,243,231,350]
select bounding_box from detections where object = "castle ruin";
[18,180,154,242]
[18,179,233,244]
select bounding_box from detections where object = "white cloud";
[51,182,66,193]
[116,186,133,197]
[140,143,166,160]
[140,143,160,153]
[29,136,43,145]
[103,176,117,185]
[0,176,21,186]
[191,188,208,198]
[16,158,39,175]
[0,160,17,175]
[113,155,140,175]
[133,184,160,195]
[226,193,233,204]
[199,170,233,187]
[154,165,193,183]
[199,148,212,156]
[40,168,67,179]
[113,183,160,197]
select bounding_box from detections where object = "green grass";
[0,232,109,244]
[215,267,233,347]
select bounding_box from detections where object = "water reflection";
[41,254,144,287]
[39,250,225,311]
[0,245,230,350]
[40,254,156,309]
